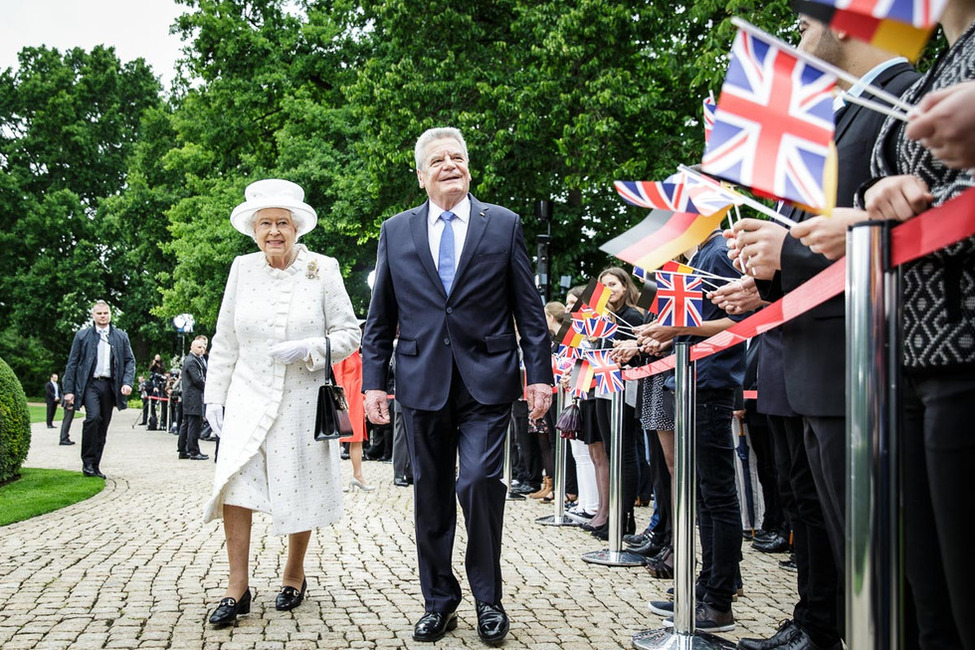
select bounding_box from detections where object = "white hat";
[230,179,318,237]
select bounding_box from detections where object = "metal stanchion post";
[583,390,644,566]
[537,386,578,526]
[633,343,735,649]
[846,222,901,649]
[504,416,525,501]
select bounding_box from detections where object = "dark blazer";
[758,62,919,417]
[62,324,137,411]
[362,195,553,409]
[180,353,206,416]
[44,380,60,404]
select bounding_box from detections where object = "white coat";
[203,244,361,535]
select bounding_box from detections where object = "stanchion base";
[506,492,526,501]
[535,514,580,527]
[581,549,646,567]
[632,627,737,649]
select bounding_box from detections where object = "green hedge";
[0,356,32,484]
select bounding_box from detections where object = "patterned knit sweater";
[870,20,975,369]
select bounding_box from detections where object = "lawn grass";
[0,467,104,527]
[28,403,61,424]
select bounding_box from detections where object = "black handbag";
[314,339,354,441]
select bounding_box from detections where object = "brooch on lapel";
[306,260,319,279]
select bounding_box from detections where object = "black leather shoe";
[209,588,251,626]
[738,619,800,649]
[624,531,651,547]
[412,611,457,642]
[82,465,105,479]
[393,476,410,487]
[475,600,509,645]
[590,523,609,541]
[60,440,75,445]
[275,578,306,611]
[630,535,665,558]
[510,483,537,496]
[752,534,790,553]
[178,453,190,459]
[741,623,841,650]
[188,453,209,460]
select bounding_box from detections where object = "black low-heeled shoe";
[275,578,307,611]
[209,588,251,626]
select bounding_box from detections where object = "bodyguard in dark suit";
[44,373,61,428]
[728,16,918,649]
[62,300,136,478]
[361,127,553,645]
[177,335,209,461]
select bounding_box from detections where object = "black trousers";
[401,364,511,613]
[59,406,76,443]
[901,367,975,650]
[750,413,787,534]
[80,378,116,469]
[768,415,840,647]
[46,400,58,427]
[178,413,202,456]
[646,428,673,544]
[694,389,742,612]
[803,413,846,635]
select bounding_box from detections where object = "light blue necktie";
[438,211,456,294]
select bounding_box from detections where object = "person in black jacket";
[178,336,209,460]
[44,373,61,428]
[725,14,919,649]
[62,300,136,478]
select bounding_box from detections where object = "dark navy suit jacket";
[362,195,553,410]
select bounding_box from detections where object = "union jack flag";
[633,266,650,283]
[552,354,574,381]
[655,271,704,327]
[703,29,837,211]
[614,179,695,212]
[572,312,618,340]
[585,349,624,395]
[703,95,717,143]
[806,0,946,28]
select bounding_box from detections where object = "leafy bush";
[0,356,32,484]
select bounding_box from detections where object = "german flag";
[792,0,942,61]
[555,319,586,348]
[570,360,595,399]
[600,208,729,274]
[575,278,612,316]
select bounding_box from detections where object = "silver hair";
[90,300,110,314]
[414,127,468,171]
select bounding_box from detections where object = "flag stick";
[838,90,910,123]
[678,165,798,228]
[731,18,915,115]
[656,270,726,290]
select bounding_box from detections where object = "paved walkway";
[1,415,798,649]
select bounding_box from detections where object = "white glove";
[206,403,225,438]
[269,339,312,364]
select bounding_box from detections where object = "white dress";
[202,244,361,535]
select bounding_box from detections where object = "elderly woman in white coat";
[203,179,360,626]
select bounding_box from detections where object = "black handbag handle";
[324,337,333,385]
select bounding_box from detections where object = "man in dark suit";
[44,373,61,428]
[62,300,136,478]
[177,335,209,461]
[361,127,553,645]
[726,15,918,649]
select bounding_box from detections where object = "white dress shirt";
[95,326,112,378]
[427,196,471,270]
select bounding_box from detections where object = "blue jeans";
[694,389,742,612]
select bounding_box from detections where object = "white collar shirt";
[95,326,112,378]
[427,196,471,271]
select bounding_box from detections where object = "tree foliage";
[15,0,937,384]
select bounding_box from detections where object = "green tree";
[0,45,163,373]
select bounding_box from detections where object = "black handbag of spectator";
[315,338,354,441]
